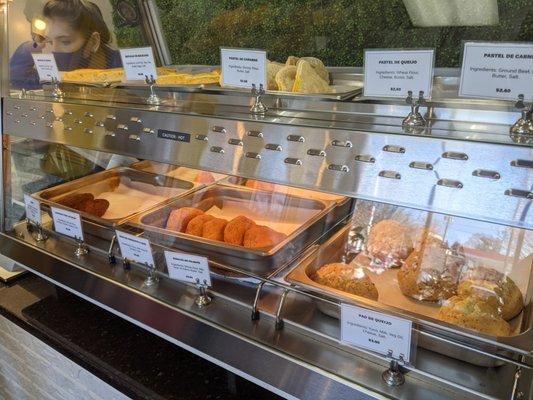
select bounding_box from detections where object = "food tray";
[33,167,197,239]
[285,224,532,367]
[219,176,347,203]
[131,161,227,184]
[130,185,351,276]
[202,84,362,101]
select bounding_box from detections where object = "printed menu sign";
[115,230,155,267]
[51,207,84,241]
[31,53,60,82]
[459,42,533,100]
[164,251,211,287]
[119,47,158,81]
[364,49,435,98]
[341,303,412,362]
[24,194,42,226]
[220,48,267,89]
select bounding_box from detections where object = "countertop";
[0,272,281,400]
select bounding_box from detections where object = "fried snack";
[195,171,216,184]
[57,193,94,209]
[458,266,524,321]
[312,263,378,301]
[300,57,329,82]
[243,225,287,249]
[365,220,413,268]
[275,65,297,92]
[244,179,277,191]
[292,60,331,94]
[267,61,285,90]
[398,246,463,302]
[438,295,511,336]
[202,218,228,241]
[224,215,256,246]
[185,214,215,237]
[156,71,220,85]
[81,199,110,218]
[286,56,299,66]
[166,207,204,232]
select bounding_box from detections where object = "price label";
[31,53,60,82]
[164,250,211,287]
[24,194,42,225]
[119,47,158,81]
[115,230,155,267]
[363,49,435,98]
[51,207,84,241]
[459,42,533,100]
[220,47,267,89]
[341,303,412,362]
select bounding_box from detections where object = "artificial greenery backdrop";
[110,0,532,67]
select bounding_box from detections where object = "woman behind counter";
[10,0,122,89]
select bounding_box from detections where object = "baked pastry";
[365,220,413,268]
[267,61,285,90]
[458,266,523,320]
[285,56,300,66]
[244,179,277,191]
[166,207,204,232]
[202,218,228,241]
[243,225,287,249]
[80,199,110,218]
[300,57,329,82]
[195,171,215,184]
[185,214,215,237]
[58,193,94,209]
[438,295,511,336]
[275,66,297,92]
[311,263,378,301]
[292,60,331,94]
[224,215,256,246]
[398,246,463,302]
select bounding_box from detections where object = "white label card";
[220,48,267,89]
[119,47,158,81]
[31,53,60,82]
[51,207,84,241]
[115,230,155,267]
[364,49,435,98]
[341,303,412,362]
[164,251,211,287]
[459,42,533,100]
[24,194,42,225]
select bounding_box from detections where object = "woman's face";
[43,17,86,53]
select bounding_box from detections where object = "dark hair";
[43,0,111,44]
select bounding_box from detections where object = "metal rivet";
[328,164,349,172]
[105,131,116,137]
[95,121,105,127]
[117,124,128,131]
[142,128,154,134]
[65,126,73,132]
[84,128,93,134]
[212,126,226,134]
[442,151,468,161]
[247,130,263,138]
[130,116,142,123]
[287,135,305,143]
[504,189,532,199]
[331,139,352,148]
[228,138,243,146]
[210,146,225,154]
[472,169,500,180]
[437,179,463,189]
[510,159,533,169]
[84,112,94,118]
[284,157,302,165]
[245,152,261,160]
[409,161,433,170]
[379,170,401,179]
[383,145,405,153]
[355,155,376,163]
[195,134,208,141]
[265,143,282,151]
[106,115,116,120]
[128,134,140,141]
[6,111,13,116]
[307,149,326,157]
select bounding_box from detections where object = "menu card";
[119,47,158,81]
[220,47,267,89]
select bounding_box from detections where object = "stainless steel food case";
[1,1,532,400]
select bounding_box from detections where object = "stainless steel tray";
[111,81,205,93]
[131,161,227,184]
[130,185,350,276]
[202,84,362,101]
[285,225,532,367]
[33,167,197,239]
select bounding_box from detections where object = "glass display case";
[1,1,532,399]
